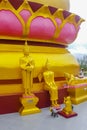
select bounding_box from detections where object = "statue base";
[50,105,61,110]
[19,94,41,116]
[58,110,78,118]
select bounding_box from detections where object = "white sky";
[70,0,87,46]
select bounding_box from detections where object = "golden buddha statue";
[20,41,35,96]
[62,96,73,114]
[58,95,78,117]
[64,72,87,86]
[43,60,59,107]
[19,41,40,115]
[0,0,85,114]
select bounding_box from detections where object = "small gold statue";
[58,96,78,118]
[43,60,59,107]
[62,96,73,114]
[20,41,35,96]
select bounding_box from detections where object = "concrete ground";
[0,102,87,130]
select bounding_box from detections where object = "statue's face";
[45,60,51,70]
[24,47,29,56]
[67,96,70,100]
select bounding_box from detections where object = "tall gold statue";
[20,41,34,96]
[43,60,59,107]
[19,41,40,115]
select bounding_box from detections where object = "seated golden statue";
[64,72,87,86]
[20,41,35,96]
[62,96,73,115]
[64,73,75,85]
[43,60,58,107]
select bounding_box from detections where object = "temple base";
[0,88,68,114]
[68,84,87,104]
[58,110,78,118]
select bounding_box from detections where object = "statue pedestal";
[68,83,87,104]
[19,94,41,116]
[58,110,78,118]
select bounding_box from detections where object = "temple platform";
[0,87,68,114]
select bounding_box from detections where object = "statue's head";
[64,96,71,102]
[45,59,51,70]
[23,41,30,56]
[66,96,71,100]
[64,73,71,79]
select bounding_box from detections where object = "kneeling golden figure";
[63,96,73,114]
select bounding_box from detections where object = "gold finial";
[25,40,28,46]
[24,0,28,4]
[3,0,8,2]
[45,59,50,70]
[23,41,29,56]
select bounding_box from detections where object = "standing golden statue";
[20,41,34,96]
[19,41,40,116]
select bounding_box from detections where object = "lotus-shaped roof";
[0,0,84,46]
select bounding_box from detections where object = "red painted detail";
[68,83,87,88]
[48,6,57,14]
[0,79,22,84]
[0,88,68,114]
[8,0,23,10]
[0,39,66,47]
[63,10,71,19]
[58,88,69,104]
[58,111,78,118]
[0,94,22,114]
[0,77,65,84]
[35,91,51,108]
[75,15,81,23]
[29,1,43,12]
[0,10,23,37]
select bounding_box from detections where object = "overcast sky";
[69,0,87,46]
